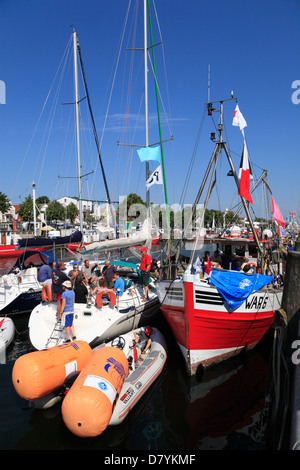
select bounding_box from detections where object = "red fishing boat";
[158,98,283,376]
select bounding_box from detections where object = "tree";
[45,200,65,224]
[17,195,33,222]
[117,193,146,224]
[36,196,50,205]
[67,202,78,224]
[0,192,11,214]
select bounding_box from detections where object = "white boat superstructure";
[28,261,159,350]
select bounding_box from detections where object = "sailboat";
[29,19,164,349]
[158,97,283,376]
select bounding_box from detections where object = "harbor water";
[0,253,275,451]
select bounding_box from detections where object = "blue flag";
[137,146,161,163]
[210,270,273,310]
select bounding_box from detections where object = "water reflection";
[1,322,271,451]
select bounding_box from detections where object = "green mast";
[147,0,171,240]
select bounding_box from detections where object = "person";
[61,280,76,343]
[243,263,256,275]
[82,259,101,282]
[89,276,99,296]
[74,273,88,303]
[139,247,151,301]
[134,326,154,360]
[211,250,222,267]
[38,262,53,303]
[150,258,159,279]
[51,261,70,319]
[101,260,117,288]
[113,272,124,297]
[68,262,80,286]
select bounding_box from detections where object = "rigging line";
[111,4,140,201]
[147,50,173,138]
[152,0,174,137]
[36,44,72,192]
[90,0,132,196]
[179,106,206,207]
[11,35,72,201]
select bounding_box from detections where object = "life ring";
[245,262,257,268]
[96,289,116,308]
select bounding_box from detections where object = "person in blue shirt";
[113,272,124,296]
[61,280,76,342]
[38,262,53,303]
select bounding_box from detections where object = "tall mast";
[144,0,150,220]
[72,29,83,234]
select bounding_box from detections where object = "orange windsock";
[12,341,93,401]
[61,346,128,438]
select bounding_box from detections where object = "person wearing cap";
[51,261,70,319]
[134,326,154,360]
[61,280,76,343]
[139,247,151,301]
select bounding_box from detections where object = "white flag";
[146,165,163,188]
[232,104,247,131]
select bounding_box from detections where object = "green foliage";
[66,202,78,224]
[17,195,33,221]
[0,192,11,214]
[45,200,65,222]
[36,195,50,205]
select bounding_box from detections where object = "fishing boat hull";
[158,273,282,375]
[0,244,51,258]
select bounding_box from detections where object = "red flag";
[204,257,212,275]
[272,197,285,228]
[238,140,253,204]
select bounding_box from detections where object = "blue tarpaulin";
[210,270,273,310]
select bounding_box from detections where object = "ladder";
[45,320,65,348]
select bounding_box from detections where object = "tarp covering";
[210,269,273,310]
[18,231,82,248]
[8,250,58,273]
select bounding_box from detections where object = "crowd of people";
[192,240,290,283]
[37,257,126,343]
[193,248,259,282]
[37,246,155,343]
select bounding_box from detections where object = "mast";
[72,29,83,234]
[76,37,116,235]
[188,98,264,271]
[147,0,171,241]
[144,0,150,222]
[32,181,37,236]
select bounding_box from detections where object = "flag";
[272,196,285,228]
[238,143,253,181]
[146,165,163,188]
[137,145,161,163]
[238,139,253,203]
[232,104,247,132]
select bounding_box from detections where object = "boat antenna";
[208,64,210,102]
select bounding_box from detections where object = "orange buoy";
[12,341,93,401]
[96,289,116,308]
[61,346,128,437]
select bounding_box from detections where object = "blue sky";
[0,0,299,222]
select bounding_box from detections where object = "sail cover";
[17,231,82,248]
[210,270,273,310]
